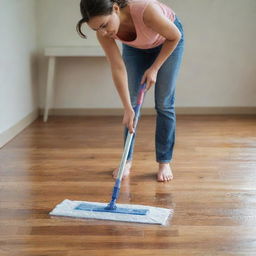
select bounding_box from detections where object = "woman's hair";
[76,0,128,39]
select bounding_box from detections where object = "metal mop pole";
[106,83,147,210]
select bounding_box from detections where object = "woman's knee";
[155,104,176,118]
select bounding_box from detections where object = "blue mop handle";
[107,83,147,210]
[117,82,147,181]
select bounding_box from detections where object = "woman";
[76,0,184,182]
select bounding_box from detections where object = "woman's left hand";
[140,67,158,91]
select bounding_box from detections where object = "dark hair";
[76,0,128,39]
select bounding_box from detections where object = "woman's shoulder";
[142,1,164,26]
[129,0,152,12]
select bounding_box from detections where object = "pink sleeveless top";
[114,0,176,49]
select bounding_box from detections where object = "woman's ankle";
[158,161,170,165]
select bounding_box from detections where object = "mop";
[49,83,173,225]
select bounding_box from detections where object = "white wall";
[37,0,256,110]
[0,0,39,140]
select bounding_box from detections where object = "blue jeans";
[122,16,185,163]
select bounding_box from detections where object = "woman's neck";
[119,4,133,29]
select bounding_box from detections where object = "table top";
[44,46,106,57]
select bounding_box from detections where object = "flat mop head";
[49,199,173,225]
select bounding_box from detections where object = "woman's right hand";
[122,107,135,134]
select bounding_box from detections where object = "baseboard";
[0,109,39,148]
[176,107,256,115]
[39,107,256,117]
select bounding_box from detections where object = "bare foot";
[157,163,173,182]
[112,161,132,179]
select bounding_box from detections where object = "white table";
[43,46,106,122]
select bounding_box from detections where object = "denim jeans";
[122,16,185,163]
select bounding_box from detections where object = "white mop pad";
[49,199,173,225]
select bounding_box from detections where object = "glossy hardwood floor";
[0,115,256,256]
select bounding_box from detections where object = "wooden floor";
[0,115,256,255]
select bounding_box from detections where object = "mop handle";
[107,83,147,209]
[116,83,147,181]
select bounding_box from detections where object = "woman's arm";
[141,3,182,89]
[97,32,132,110]
[97,32,135,133]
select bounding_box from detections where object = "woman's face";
[87,4,121,38]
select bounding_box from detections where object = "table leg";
[43,56,56,122]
